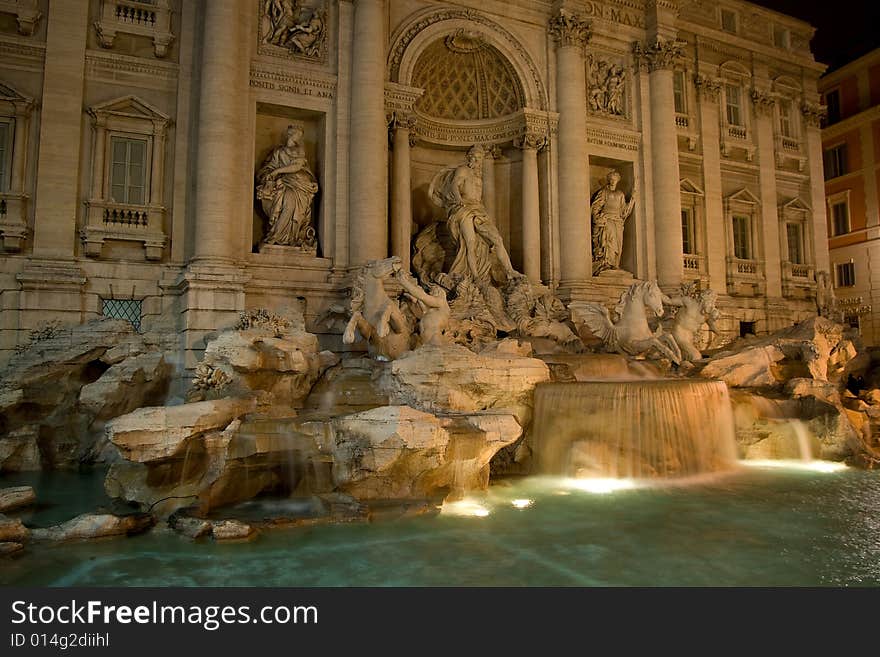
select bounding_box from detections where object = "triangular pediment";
[680,177,705,196]
[781,196,811,212]
[0,81,33,104]
[726,187,761,205]
[89,95,170,122]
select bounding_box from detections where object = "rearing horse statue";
[343,256,413,360]
[569,280,682,364]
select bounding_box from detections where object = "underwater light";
[565,478,638,494]
[440,500,491,517]
[511,499,533,509]
[742,460,848,473]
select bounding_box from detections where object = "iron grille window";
[102,298,143,331]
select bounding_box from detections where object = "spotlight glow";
[440,500,491,517]
[742,459,848,473]
[511,499,533,509]
[565,478,638,494]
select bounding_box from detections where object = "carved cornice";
[249,64,337,99]
[0,37,45,70]
[85,51,178,90]
[384,82,424,113]
[411,107,556,148]
[693,74,722,102]
[632,38,685,72]
[801,101,826,127]
[750,89,776,115]
[387,7,547,109]
[548,10,592,52]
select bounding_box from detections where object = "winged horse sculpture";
[568,280,682,364]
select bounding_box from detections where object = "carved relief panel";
[587,53,628,120]
[258,0,328,63]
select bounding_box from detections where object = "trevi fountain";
[1,144,879,587]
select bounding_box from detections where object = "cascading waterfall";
[532,380,739,478]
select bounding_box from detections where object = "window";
[786,223,803,263]
[825,89,841,124]
[823,143,847,179]
[739,321,756,337]
[681,208,696,255]
[830,200,850,236]
[101,298,143,332]
[732,214,751,259]
[673,70,687,114]
[844,314,860,330]
[778,99,794,138]
[721,9,738,34]
[725,84,743,126]
[773,26,789,49]
[836,262,855,287]
[109,137,148,205]
[0,119,10,192]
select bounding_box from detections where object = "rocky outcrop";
[315,406,522,499]
[701,317,866,389]
[0,486,36,513]
[378,342,550,424]
[0,514,29,542]
[210,519,255,541]
[188,308,339,407]
[0,318,173,470]
[30,512,154,542]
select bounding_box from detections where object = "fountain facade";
[532,380,739,478]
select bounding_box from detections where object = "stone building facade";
[0,0,829,366]
[819,48,880,345]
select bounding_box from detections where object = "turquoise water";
[2,464,880,586]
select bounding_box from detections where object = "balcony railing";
[83,199,166,260]
[675,114,689,128]
[682,254,703,271]
[727,125,747,140]
[95,0,173,57]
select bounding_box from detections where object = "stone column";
[516,132,544,281]
[752,89,783,300]
[694,75,727,292]
[389,111,414,272]
[349,0,388,265]
[10,102,31,192]
[802,102,830,274]
[150,120,167,206]
[549,10,592,291]
[639,38,684,289]
[88,115,107,200]
[482,145,499,221]
[31,0,89,259]
[191,0,246,264]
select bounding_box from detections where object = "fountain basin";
[532,380,739,478]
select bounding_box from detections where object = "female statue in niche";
[591,170,635,275]
[255,124,319,252]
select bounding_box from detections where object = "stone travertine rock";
[189,309,338,405]
[30,512,154,541]
[0,486,36,512]
[210,519,255,541]
[0,318,173,470]
[168,515,213,539]
[322,405,522,499]
[105,398,257,463]
[701,317,866,388]
[378,343,550,425]
[0,542,23,556]
[0,426,41,472]
[0,514,30,542]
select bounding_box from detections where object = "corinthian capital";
[693,74,722,102]
[800,101,827,127]
[750,89,775,115]
[548,9,591,51]
[515,130,548,151]
[633,37,684,72]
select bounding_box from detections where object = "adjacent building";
[819,48,880,344]
[0,0,831,366]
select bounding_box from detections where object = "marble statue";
[591,170,635,275]
[343,256,412,360]
[816,270,839,320]
[395,268,451,346]
[569,280,682,364]
[505,276,586,351]
[665,284,721,363]
[255,124,319,253]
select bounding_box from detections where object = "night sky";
[752,1,880,72]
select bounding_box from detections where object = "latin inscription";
[581,2,645,28]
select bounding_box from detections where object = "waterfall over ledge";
[532,380,739,478]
